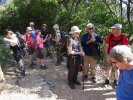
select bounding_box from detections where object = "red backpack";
[108,33,125,54]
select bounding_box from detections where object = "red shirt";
[25,33,35,47]
[105,33,128,54]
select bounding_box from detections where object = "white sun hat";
[69,26,82,34]
[53,24,59,29]
[26,27,32,31]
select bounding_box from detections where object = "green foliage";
[0,0,133,65]
[0,37,11,65]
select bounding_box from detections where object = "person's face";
[27,30,32,34]
[87,27,94,33]
[110,58,125,69]
[72,32,80,38]
[30,24,34,28]
[112,28,121,36]
[53,28,57,32]
[42,25,46,30]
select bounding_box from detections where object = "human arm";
[4,37,18,44]
[81,34,92,46]
[55,32,61,43]
[79,42,85,56]
[86,37,96,45]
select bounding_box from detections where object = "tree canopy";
[0,0,133,64]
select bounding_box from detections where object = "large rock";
[0,65,5,82]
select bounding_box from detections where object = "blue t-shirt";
[117,69,133,100]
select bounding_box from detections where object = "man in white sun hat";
[67,26,84,89]
[104,23,129,87]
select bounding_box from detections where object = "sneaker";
[103,79,109,86]
[73,80,81,85]
[91,77,96,83]
[69,83,75,89]
[40,65,48,70]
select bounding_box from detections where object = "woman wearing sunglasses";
[109,45,133,100]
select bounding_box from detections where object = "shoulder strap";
[120,34,124,44]
[109,33,113,46]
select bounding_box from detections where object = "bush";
[0,36,11,65]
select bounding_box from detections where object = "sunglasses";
[111,61,118,64]
[88,28,94,30]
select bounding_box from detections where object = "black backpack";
[60,31,66,43]
[91,42,101,59]
[91,34,103,59]
[60,35,70,57]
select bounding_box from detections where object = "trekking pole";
[81,56,85,91]
[82,75,84,91]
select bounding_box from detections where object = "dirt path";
[0,53,116,100]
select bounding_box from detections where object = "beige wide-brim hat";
[111,24,122,29]
[69,26,82,34]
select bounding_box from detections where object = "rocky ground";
[0,52,116,100]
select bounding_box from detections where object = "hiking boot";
[61,57,64,61]
[103,79,109,86]
[49,54,53,58]
[55,63,61,66]
[20,67,26,77]
[40,65,48,70]
[17,67,26,78]
[83,75,88,81]
[45,53,50,57]
[113,80,118,88]
[73,80,81,85]
[30,62,36,69]
[69,83,75,89]
[91,77,96,83]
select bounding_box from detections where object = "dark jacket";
[81,33,103,56]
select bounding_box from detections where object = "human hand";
[90,37,96,42]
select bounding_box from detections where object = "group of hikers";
[3,21,133,99]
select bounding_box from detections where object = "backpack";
[60,31,66,43]
[60,35,70,57]
[91,34,103,59]
[108,33,124,54]
[91,42,101,59]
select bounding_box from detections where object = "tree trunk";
[127,0,130,22]
[120,0,123,17]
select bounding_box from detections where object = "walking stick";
[81,56,84,91]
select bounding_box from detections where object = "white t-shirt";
[56,30,61,43]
